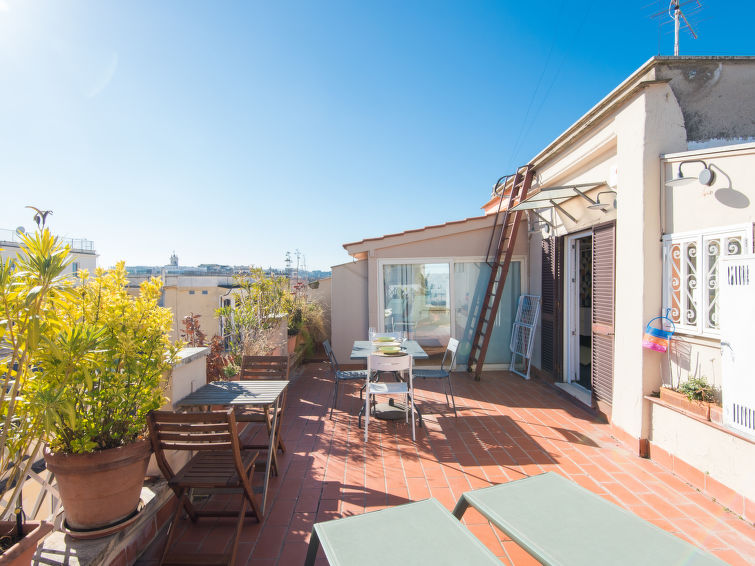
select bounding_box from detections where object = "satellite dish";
[15,226,25,235]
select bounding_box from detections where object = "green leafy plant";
[216,268,289,356]
[27,262,178,454]
[0,229,73,519]
[180,312,206,347]
[677,376,716,403]
[206,335,230,381]
[286,294,327,356]
[222,362,240,379]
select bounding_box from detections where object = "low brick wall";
[32,480,175,566]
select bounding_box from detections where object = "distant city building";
[125,254,330,341]
[0,226,96,276]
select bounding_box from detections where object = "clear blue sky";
[1,1,752,271]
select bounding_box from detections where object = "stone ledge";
[32,479,174,566]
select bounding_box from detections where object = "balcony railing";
[0,229,95,253]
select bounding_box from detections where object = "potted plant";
[1,229,71,557]
[660,376,717,420]
[216,268,289,357]
[27,262,177,534]
[222,362,240,380]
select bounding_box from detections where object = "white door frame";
[377,256,528,370]
[563,230,591,385]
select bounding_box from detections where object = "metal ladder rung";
[468,165,534,379]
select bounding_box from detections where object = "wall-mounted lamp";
[665,159,716,187]
[587,191,617,212]
[527,209,553,235]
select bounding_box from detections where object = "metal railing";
[0,229,95,252]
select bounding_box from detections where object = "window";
[189,290,195,295]
[72,261,79,276]
[202,290,208,295]
[663,224,751,337]
[379,257,526,368]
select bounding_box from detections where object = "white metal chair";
[413,337,459,417]
[364,353,415,442]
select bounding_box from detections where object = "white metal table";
[350,340,427,425]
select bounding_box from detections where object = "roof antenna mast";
[669,0,699,56]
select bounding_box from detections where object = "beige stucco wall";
[611,84,687,440]
[663,144,755,234]
[331,261,368,364]
[128,274,233,342]
[523,58,755,462]
[356,217,528,333]
[660,144,755,393]
[650,403,755,501]
[163,284,228,342]
[147,346,209,477]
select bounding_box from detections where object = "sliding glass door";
[382,259,522,368]
[453,261,521,367]
[382,263,450,366]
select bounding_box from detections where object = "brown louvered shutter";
[541,237,563,377]
[591,222,615,405]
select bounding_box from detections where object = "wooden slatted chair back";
[147,409,243,479]
[240,355,289,381]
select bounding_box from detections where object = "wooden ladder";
[467,165,534,380]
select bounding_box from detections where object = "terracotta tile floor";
[137,362,755,565]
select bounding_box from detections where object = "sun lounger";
[304,498,501,566]
[452,471,726,566]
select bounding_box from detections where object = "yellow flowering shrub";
[29,262,178,453]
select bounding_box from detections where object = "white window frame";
[376,256,528,369]
[662,223,752,338]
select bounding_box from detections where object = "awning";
[510,182,606,222]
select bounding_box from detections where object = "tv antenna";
[649,1,702,56]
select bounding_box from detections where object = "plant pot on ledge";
[44,440,151,534]
[0,521,54,565]
[709,404,724,425]
[659,387,710,419]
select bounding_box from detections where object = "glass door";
[453,261,521,367]
[382,263,450,366]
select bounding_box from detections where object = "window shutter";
[591,222,615,406]
[541,237,563,377]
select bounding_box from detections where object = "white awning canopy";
[510,182,607,222]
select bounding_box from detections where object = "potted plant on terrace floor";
[28,262,177,535]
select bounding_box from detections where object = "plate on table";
[378,346,403,355]
[373,336,395,343]
[372,340,399,347]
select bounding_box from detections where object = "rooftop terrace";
[136,362,755,565]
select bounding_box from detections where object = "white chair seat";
[364,353,415,442]
[368,382,408,395]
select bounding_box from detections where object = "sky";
[1,1,752,271]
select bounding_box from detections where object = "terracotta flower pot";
[709,404,723,425]
[44,439,151,534]
[659,387,710,419]
[0,521,53,565]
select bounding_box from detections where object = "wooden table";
[175,380,288,515]
[452,472,727,566]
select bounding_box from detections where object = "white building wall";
[611,84,687,440]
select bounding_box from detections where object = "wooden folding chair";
[147,409,262,566]
[237,355,289,471]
